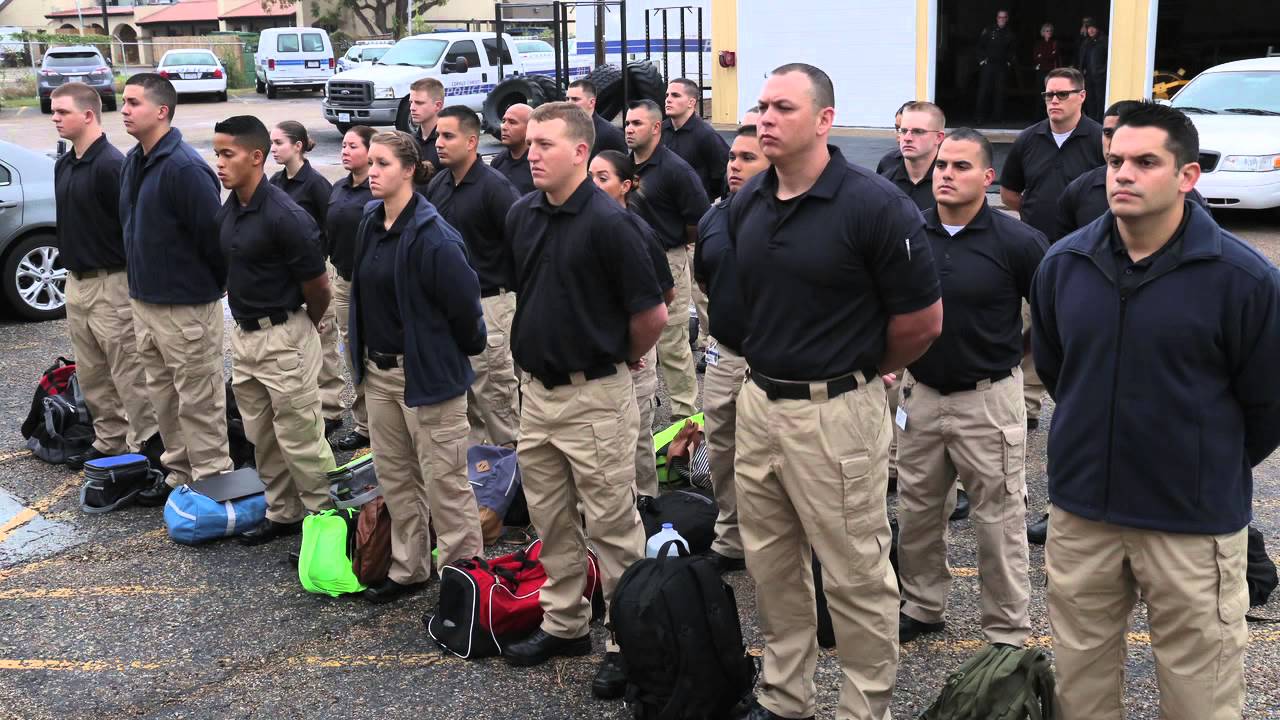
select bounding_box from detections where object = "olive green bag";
[920,644,1055,720]
[298,508,366,597]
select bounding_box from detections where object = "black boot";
[899,613,945,644]
[361,577,429,604]
[135,476,173,507]
[949,489,970,522]
[66,446,110,471]
[591,652,627,699]
[238,518,303,546]
[333,430,371,452]
[1027,513,1049,546]
[741,701,813,720]
[503,629,591,667]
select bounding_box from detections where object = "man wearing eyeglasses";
[880,101,945,212]
[976,9,1015,125]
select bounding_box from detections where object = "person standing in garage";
[567,79,627,158]
[975,9,1015,125]
[119,73,232,506]
[1032,23,1062,109]
[50,82,159,471]
[1077,20,1108,121]
[491,103,535,195]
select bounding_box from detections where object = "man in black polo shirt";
[730,63,942,720]
[663,78,729,201]
[119,73,232,506]
[1001,66,1103,431]
[567,79,626,157]
[874,101,911,175]
[880,101,944,212]
[895,129,1045,649]
[409,77,443,179]
[1032,102,1280,720]
[427,106,521,449]
[212,115,336,545]
[50,82,159,470]
[625,99,709,419]
[491,103,535,195]
[501,103,666,701]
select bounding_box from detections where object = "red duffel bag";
[424,539,602,659]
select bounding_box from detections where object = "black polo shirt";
[908,203,1047,391]
[593,113,627,158]
[505,178,664,377]
[54,134,126,273]
[414,126,441,170]
[490,148,535,195]
[1054,165,1208,242]
[217,177,327,322]
[1000,116,1105,239]
[693,199,747,353]
[325,174,373,280]
[661,113,729,201]
[729,145,940,381]
[879,158,936,212]
[356,195,418,354]
[875,146,903,175]
[631,144,710,250]
[269,159,331,239]
[425,157,519,293]
[1110,204,1191,296]
[628,210,675,293]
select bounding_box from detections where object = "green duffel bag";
[298,508,366,597]
[920,644,1055,720]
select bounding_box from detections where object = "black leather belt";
[750,368,877,401]
[367,350,402,370]
[71,267,124,280]
[532,363,618,390]
[235,311,290,332]
[931,369,1014,396]
[480,286,509,298]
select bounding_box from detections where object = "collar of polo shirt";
[531,176,595,215]
[923,200,993,234]
[753,144,849,201]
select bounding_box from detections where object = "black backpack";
[1247,526,1277,611]
[610,543,757,720]
[638,489,718,555]
[23,363,94,465]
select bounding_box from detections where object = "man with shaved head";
[491,103,535,195]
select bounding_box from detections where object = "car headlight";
[375,86,396,99]
[1218,154,1280,172]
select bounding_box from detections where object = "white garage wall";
[736,0,921,127]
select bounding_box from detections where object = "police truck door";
[440,39,487,108]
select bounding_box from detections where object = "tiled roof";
[136,0,218,25]
[220,0,296,19]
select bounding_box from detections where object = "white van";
[254,27,334,98]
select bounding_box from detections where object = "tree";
[297,0,451,38]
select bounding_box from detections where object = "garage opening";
[1152,0,1280,99]
[934,0,1109,129]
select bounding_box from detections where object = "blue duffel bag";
[164,485,267,545]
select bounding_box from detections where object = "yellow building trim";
[915,0,930,100]
[710,0,738,124]
[1106,0,1155,104]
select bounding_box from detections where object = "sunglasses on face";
[1042,89,1082,102]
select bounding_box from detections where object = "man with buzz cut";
[50,82,159,472]
[213,115,337,545]
[663,77,729,201]
[408,76,444,180]
[119,73,232,507]
[566,79,626,158]
[491,103,535,195]
[426,105,521,449]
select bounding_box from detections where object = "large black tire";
[394,97,416,133]
[255,78,265,94]
[593,61,665,121]
[265,81,277,99]
[2,233,66,321]
[481,76,554,138]
[39,97,52,114]
[528,73,565,103]
[589,63,624,119]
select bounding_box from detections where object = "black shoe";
[238,518,303,546]
[1027,513,1049,546]
[333,430,371,452]
[1027,416,1040,431]
[361,577,429,604]
[324,417,344,437]
[66,446,111,471]
[899,613,945,644]
[135,477,173,507]
[741,701,813,720]
[703,549,746,573]
[503,629,592,667]
[696,356,707,374]
[887,471,897,495]
[949,489,970,522]
[591,652,627,700]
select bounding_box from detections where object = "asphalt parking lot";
[0,93,1278,719]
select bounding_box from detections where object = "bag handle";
[655,539,690,562]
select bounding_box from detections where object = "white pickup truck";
[322,31,594,133]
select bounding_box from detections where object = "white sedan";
[1169,56,1280,210]
[157,49,228,102]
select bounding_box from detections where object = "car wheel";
[256,79,265,94]
[40,97,52,114]
[2,234,66,321]
[394,97,415,133]
[265,82,277,99]
[335,122,353,135]
[217,90,228,102]
[103,95,117,112]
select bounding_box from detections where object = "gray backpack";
[920,644,1055,720]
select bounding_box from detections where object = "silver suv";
[39,45,116,115]
[0,141,62,320]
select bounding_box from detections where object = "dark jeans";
[976,63,1008,123]
[1085,73,1106,120]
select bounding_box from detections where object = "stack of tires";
[481,74,566,138]
[590,60,666,120]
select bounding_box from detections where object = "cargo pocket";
[592,418,624,483]
[840,452,873,535]
[1215,534,1247,624]
[430,424,468,474]
[1001,425,1026,486]
[276,353,302,373]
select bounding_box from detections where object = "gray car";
[39,45,116,115]
[0,141,62,320]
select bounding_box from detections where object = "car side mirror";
[445,56,468,73]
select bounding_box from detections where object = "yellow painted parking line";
[924,627,1280,653]
[286,653,457,669]
[0,476,80,545]
[0,528,167,585]
[0,585,203,600]
[0,450,31,465]
[0,658,162,672]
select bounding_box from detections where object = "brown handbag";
[353,497,393,585]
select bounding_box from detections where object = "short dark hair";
[669,78,699,97]
[568,78,596,97]
[50,82,101,118]
[895,101,912,117]
[771,62,835,110]
[126,72,178,120]
[736,124,757,138]
[627,99,662,121]
[942,127,995,168]
[1104,99,1142,119]
[1114,101,1200,167]
[213,115,270,155]
[1045,67,1085,90]
[438,105,480,137]
[902,101,946,129]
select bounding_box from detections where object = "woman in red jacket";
[1033,23,1062,103]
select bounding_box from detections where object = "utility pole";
[594,1,605,67]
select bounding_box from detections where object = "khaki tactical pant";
[687,244,709,350]
[1046,508,1249,720]
[886,376,902,480]
[735,375,898,720]
[631,346,660,497]
[365,363,482,582]
[518,367,645,648]
[896,370,1032,646]
[65,271,158,454]
[467,291,520,447]
[700,339,745,559]
[230,311,335,523]
[131,299,232,486]
[657,246,698,418]
[1021,301,1043,420]
[331,275,367,436]
[316,262,345,423]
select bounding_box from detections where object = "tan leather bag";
[353,497,392,585]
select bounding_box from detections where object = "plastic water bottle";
[646,523,689,558]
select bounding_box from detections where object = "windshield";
[43,52,101,68]
[363,46,390,62]
[1173,71,1280,114]
[518,40,553,53]
[162,52,216,66]
[376,38,448,68]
